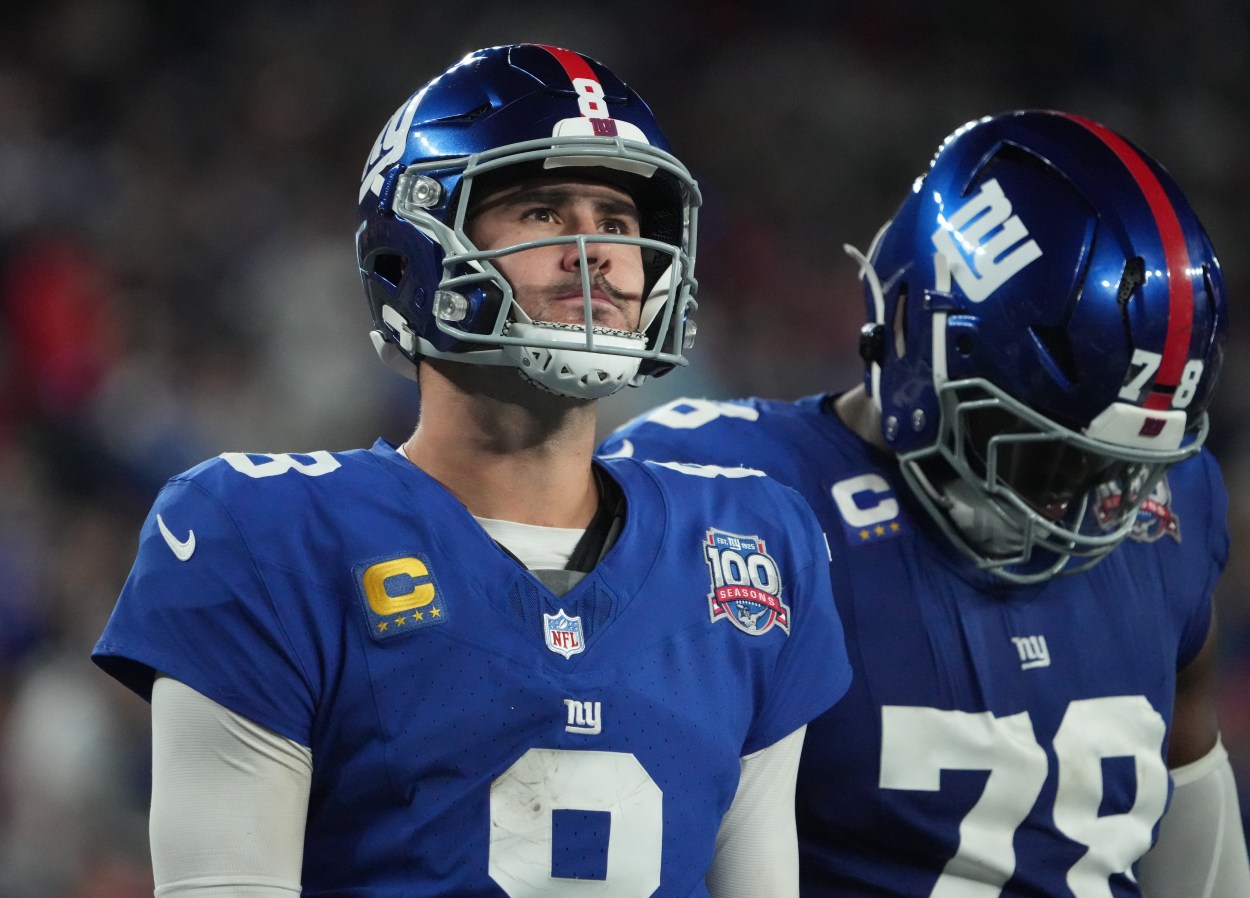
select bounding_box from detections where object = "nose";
[559,213,611,276]
[561,242,609,277]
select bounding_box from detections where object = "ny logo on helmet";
[931,178,1043,302]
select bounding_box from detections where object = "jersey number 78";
[882,696,1168,897]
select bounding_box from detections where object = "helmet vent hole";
[955,334,974,356]
[372,253,407,288]
[430,102,492,124]
[1116,257,1146,318]
[1030,324,1079,385]
[1200,264,1217,315]
[892,285,909,358]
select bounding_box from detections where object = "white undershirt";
[1137,737,1250,897]
[475,515,584,570]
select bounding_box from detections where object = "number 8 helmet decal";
[356,44,701,399]
[848,110,1227,582]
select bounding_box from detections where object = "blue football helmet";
[356,44,701,399]
[848,110,1227,582]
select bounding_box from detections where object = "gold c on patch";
[355,554,447,641]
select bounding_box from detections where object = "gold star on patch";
[412,610,423,621]
[874,525,886,536]
[859,529,870,540]
[377,621,388,632]
[394,616,406,626]
[431,607,442,618]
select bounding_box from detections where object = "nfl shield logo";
[543,609,585,658]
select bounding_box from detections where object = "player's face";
[466,178,645,332]
[964,407,1134,522]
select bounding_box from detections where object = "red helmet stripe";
[1062,113,1194,411]
[536,44,604,112]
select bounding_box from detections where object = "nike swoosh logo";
[157,514,196,561]
[599,439,634,459]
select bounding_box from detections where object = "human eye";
[521,206,558,224]
[601,216,638,236]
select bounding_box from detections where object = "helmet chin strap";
[503,320,646,400]
[369,320,645,401]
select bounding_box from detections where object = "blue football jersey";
[602,395,1227,898]
[93,439,851,897]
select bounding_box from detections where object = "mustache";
[548,271,640,304]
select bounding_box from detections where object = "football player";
[602,110,1250,896]
[92,45,851,897]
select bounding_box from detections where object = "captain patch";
[355,553,448,642]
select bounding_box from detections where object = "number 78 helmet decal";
[848,110,1226,582]
[356,44,700,400]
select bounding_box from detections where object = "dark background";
[1,2,1247,894]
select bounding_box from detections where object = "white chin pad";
[503,322,645,399]
[942,477,1028,556]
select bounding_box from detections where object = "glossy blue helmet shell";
[863,109,1226,455]
[852,110,1227,581]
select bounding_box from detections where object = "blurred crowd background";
[1,1,1248,894]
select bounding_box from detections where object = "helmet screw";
[911,409,926,431]
[884,415,900,441]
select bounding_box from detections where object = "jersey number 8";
[489,748,663,896]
